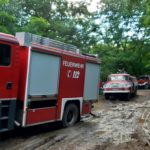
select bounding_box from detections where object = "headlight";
[121,83,132,88]
[103,84,110,88]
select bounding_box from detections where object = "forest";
[0,0,150,80]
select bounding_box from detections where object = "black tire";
[133,91,136,97]
[144,84,149,89]
[105,94,109,100]
[126,93,131,100]
[132,88,137,97]
[62,103,79,127]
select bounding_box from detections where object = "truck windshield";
[109,75,128,81]
[0,43,11,66]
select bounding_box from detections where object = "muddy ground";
[0,90,150,150]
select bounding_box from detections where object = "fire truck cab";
[0,32,100,132]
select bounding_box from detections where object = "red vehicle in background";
[103,74,138,100]
[138,75,150,89]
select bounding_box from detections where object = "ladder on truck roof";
[16,32,79,53]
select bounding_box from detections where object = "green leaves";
[0,11,15,34]
[92,0,150,80]
[0,0,149,79]
[23,17,49,36]
[0,0,9,6]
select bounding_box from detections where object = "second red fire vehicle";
[103,74,138,100]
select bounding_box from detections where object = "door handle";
[6,82,13,89]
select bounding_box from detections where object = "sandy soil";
[0,90,150,150]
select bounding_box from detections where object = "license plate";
[112,88,119,91]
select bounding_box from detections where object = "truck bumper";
[103,90,130,93]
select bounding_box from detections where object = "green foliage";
[0,0,9,5]
[0,11,15,34]
[23,17,49,36]
[92,0,150,80]
[0,0,149,80]
[142,0,150,25]
[90,42,149,81]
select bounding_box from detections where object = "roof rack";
[82,53,98,58]
[15,32,79,53]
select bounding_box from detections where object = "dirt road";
[0,90,150,150]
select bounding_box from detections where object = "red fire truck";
[0,32,100,133]
[103,74,137,100]
[138,75,150,89]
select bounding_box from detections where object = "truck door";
[0,41,19,132]
[0,42,13,100]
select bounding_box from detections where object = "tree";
[90,0,150,79]
[23,17,49,36]
[0,0,149,80]
[14,0,96,50]
[0,0,16,34]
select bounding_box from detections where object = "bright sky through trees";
[67,0,100,12]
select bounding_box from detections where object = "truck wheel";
[132,89,137,97]
[105,94,109,100]
[144,84,148,89]
[126,93,131,100]
[62,103,79,127]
